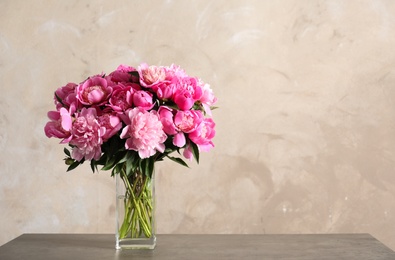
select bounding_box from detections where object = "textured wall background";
[2,0,395,250]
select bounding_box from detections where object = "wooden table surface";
[0,233,394,259]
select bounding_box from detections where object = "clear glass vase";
[115,170,156,250]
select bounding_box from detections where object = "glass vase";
[115,170,156,250]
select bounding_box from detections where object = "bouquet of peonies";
[44,63,217,248]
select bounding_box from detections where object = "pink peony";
[199,82,217,115]
[138,63,166,88]
[164,64,188,79]
[173,89,195,111]
[76,75,113,106]
[120,108,167,159]
[158,106,177,135]
[157,106,185,147]
[54,83,79,110]
[98,112,122,141]
[158,108,203,148]
[108,64,137,83]
[44,104,76,143]
[152,81,175,100]
[133,90,154,110]
[173,110,203,147]
[188,118,216,152]
[183,143,194,160]
[173,77,203,110]
[44,111,71,143]
[69,108,106,161]
[183,118,216,160]
[109,83,139,112]
[200,82,217,105]
[174,110,203,133]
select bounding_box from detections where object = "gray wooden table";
[0,233,394,259]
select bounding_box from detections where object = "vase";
[115,170,156,250]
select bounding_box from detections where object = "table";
[0,234,394,259]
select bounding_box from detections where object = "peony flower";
[69,107,106,161]
[120,108,167,159]
[109,83,139,112]
[152,81,175,100]
[44,104,76,144]
[158,108,203,148]
[54,82,79,110]
[173,89,195,111]
[44,111,71,143]
[158,106,177,135]
[200,82,217,105]
[98,112,122,141]
[164,64,188,79]
[133,90,154,110]
[76,75,113,106]
[183,143,194,160]
[108,64,137,83]
[173,110,203,147]
[199,82,217,116]
[173,77,203,110]
[188,118,216,152]
[174,110,203,133]
[138,63,166,88]
[182,118,215,160]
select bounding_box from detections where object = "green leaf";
[64,147,71,157]
[111,163,123,177]
[126,153,138,177]
[90,160,98,173]
[190,142,200,164]
[192,102,203,111]
[67,160,81,172]
[163,102,179,111]
[166,155,189,168]
[94,153,107,166]
[117,151,132,164]
[101,156,116,171]
[129,70,140,78]
[140,158,155,178]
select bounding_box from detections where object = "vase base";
[116,236,156,250]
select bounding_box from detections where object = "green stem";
[118,168,153,240]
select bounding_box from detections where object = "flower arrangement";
[44,63,217,248]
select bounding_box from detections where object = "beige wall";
[1,0,395,250]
